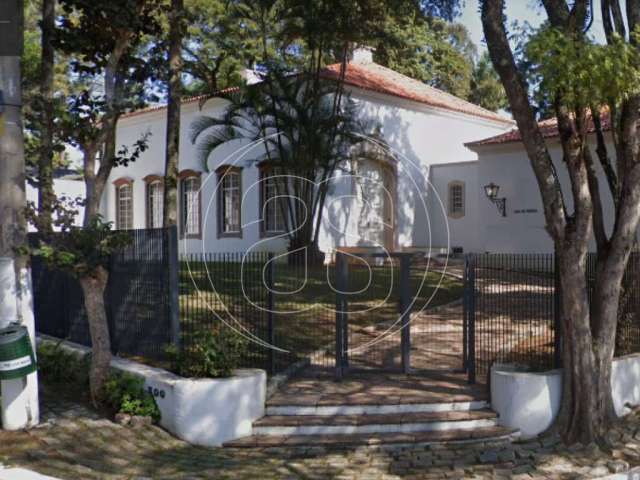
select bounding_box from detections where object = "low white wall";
[490,365,562,439]
[492,353,640,438]
[114,359,266,447]
[611,353,640,417]
[37,337,266,447]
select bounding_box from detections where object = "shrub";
[168,328,247,378]
[37,341,90,386]
[103,372,160,422]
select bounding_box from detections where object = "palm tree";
[190,69,373,263]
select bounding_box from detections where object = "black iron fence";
[33,234,419,376]
[180,252,335,374]
[464,253,640,383]
[31,227,179,359]
[179,251,421,376]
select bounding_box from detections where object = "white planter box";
[492,353,640,438]
[490,364,562,439]
[113,358,266,447]
[611,352,640,417]
[37,337,266,447]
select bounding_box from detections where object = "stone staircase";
[225,397,518,448]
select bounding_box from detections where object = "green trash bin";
[0,325,36,380]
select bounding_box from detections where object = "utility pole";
[0,0,40,430]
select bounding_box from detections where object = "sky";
[459,0,610,54]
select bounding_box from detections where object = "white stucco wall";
[463,136,623,253]
[26,178,86,231]
[102,85,512,255]
[103,98,290,254]
[428,161,480,253]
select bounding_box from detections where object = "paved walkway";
[268,368,485,406]
[2,388,640,479]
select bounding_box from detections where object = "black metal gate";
[334,251,412,378]
[463,253,562,384]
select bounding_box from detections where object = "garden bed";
[37,336,266,447]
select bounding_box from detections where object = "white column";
[0,257,39,430]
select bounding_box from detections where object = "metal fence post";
[106,245,117,354]
[468,254,476,384]
[335,252,348,380]
[400,254,411,374]
[553,254,562,368]
[462,255,469,372]
[267,253,276,375]
[167,225,181,350]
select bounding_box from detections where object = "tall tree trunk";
[81,36,129,226]
[79,266,111,406]
[163,0,183,228]
[479,0,638,445]
[556,249,625,443]
[37,0,55,234]
[555,250,599,443]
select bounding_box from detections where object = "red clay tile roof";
[466,112,612,147]
[119,89,239,120]
[320,61,513,124]
[121,61,513,124]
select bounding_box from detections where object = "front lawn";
[179,257,463,370]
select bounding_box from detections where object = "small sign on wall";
[513,209,539,214]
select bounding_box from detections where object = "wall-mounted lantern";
[484,182,507,217]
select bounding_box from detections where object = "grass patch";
[179,260,462,367]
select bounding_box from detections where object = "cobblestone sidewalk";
[1,392,640,479]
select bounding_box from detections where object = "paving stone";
[478,450,499,464]
[497,449,516,462]
[608,459,630,473]
[4,387,640,479]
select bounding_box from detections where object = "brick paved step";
[266,400,488,416]
[224,426,518,448]
[253,409,497,436]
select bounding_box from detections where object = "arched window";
[448,181,465,219]
[144,175,164,228]
[179,170,202,238]
[259,165,286,236]
[113,178,134,230]
[216,166,242,237]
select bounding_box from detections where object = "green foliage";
[181,0,261,95]
[37,341,90,386]
[56,0,162,76]
[103,372,161,421]
[22,0,74,182]
[525,26,640,110]
[24,204,130,278]
[195,0,471,100]
[168,328,247,378]
[470,52,509,112]
[356,10,475,99]
[190,67,372,253]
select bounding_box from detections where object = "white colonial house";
[98,49,518,256]
[36,49,633,256]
